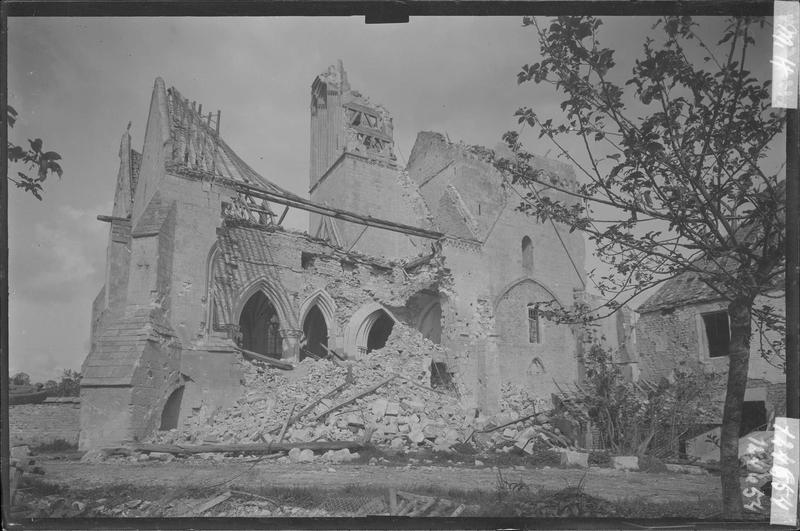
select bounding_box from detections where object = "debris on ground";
[139,323,577,462]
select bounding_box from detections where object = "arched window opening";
[239,291,282,358]
[160,386,184,431]
[367,311,394,353]
[418,302,442,345]
[527,304,541,344]
[302,305,328,360]
[522,236,534,274]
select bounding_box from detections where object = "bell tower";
[309,60,396,191]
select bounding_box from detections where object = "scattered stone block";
[408,430,425,444]
[404,399,425,410]
[390,437,405,449]
[385,402,400,416]
[372,399,388,418]
[444,428,461,442]
[423,423,445,438]
[514,437,535,454]
[297,449,315,462]
[612,455,639,470]
[288,447,302,462]
[560,450,589,468]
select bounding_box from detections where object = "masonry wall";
[310,154,431,260]
[407,133,587,412]
[132,78,171,226]
[636,296,786,421]
[212,225,442,361]
[158,174,234,345]
[9,400,81,447]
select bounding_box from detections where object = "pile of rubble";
[147,324,577,458]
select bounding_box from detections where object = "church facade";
[79,63,622,449]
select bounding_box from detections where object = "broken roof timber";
[231,180,459,242]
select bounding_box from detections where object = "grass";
[15,474,737,519]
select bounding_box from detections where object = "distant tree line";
[10,369,81,397]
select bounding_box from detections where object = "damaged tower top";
[310,60,397,189]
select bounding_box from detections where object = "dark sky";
[7,16,781,381]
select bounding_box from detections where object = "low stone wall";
[9,398,81,447]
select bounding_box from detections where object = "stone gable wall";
[310,155,431,260]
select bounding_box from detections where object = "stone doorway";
[239,291,282,359]
[302,305,328,360]
[366,311,394,353]
[160,386,184,431]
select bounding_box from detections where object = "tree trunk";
[720,298,753,517]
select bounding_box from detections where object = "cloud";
[10,203,108,305]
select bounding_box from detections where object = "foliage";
[495,16,785,344]
[11,372,31,386]
[569,343,721,456]
[7,105,63,200]
[495,15,785,514]
[9,369,81,397]
[46,369,83,397]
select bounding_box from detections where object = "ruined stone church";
[80,63,624,449]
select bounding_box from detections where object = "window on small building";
[702,311,730,358]
[522,236,533,274]
[528,305,541,344]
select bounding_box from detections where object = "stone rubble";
[145,324,571,458]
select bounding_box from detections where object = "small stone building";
[636,272,786,434]
[80,63,624,449]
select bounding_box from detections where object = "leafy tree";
[10,372,31,386]
[495,16,785,515]
[7,105,63,200]
[55,369,82,397]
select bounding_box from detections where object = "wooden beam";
[276,205,289,225]
[311,375,397,422]
[232,181,447,241]
[235,347,293,370]
[97,215,129,223]
[121,439,368,455]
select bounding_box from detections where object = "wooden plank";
[235,347,293,370]
[182,491,232,516]
[408,497,438,517]
[310,375,397,422]
[388,488,398,516]
[396,490,436,503]
[320,343,346,361]
[233,181,449,241]
[125,438,367,455]
[450,504,466,517]
[277,404,296,443]
[265,372,353,435]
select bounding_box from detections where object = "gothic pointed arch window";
[238,291,282,359]
[522,236,534,274]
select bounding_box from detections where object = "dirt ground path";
[41,461,720,504]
